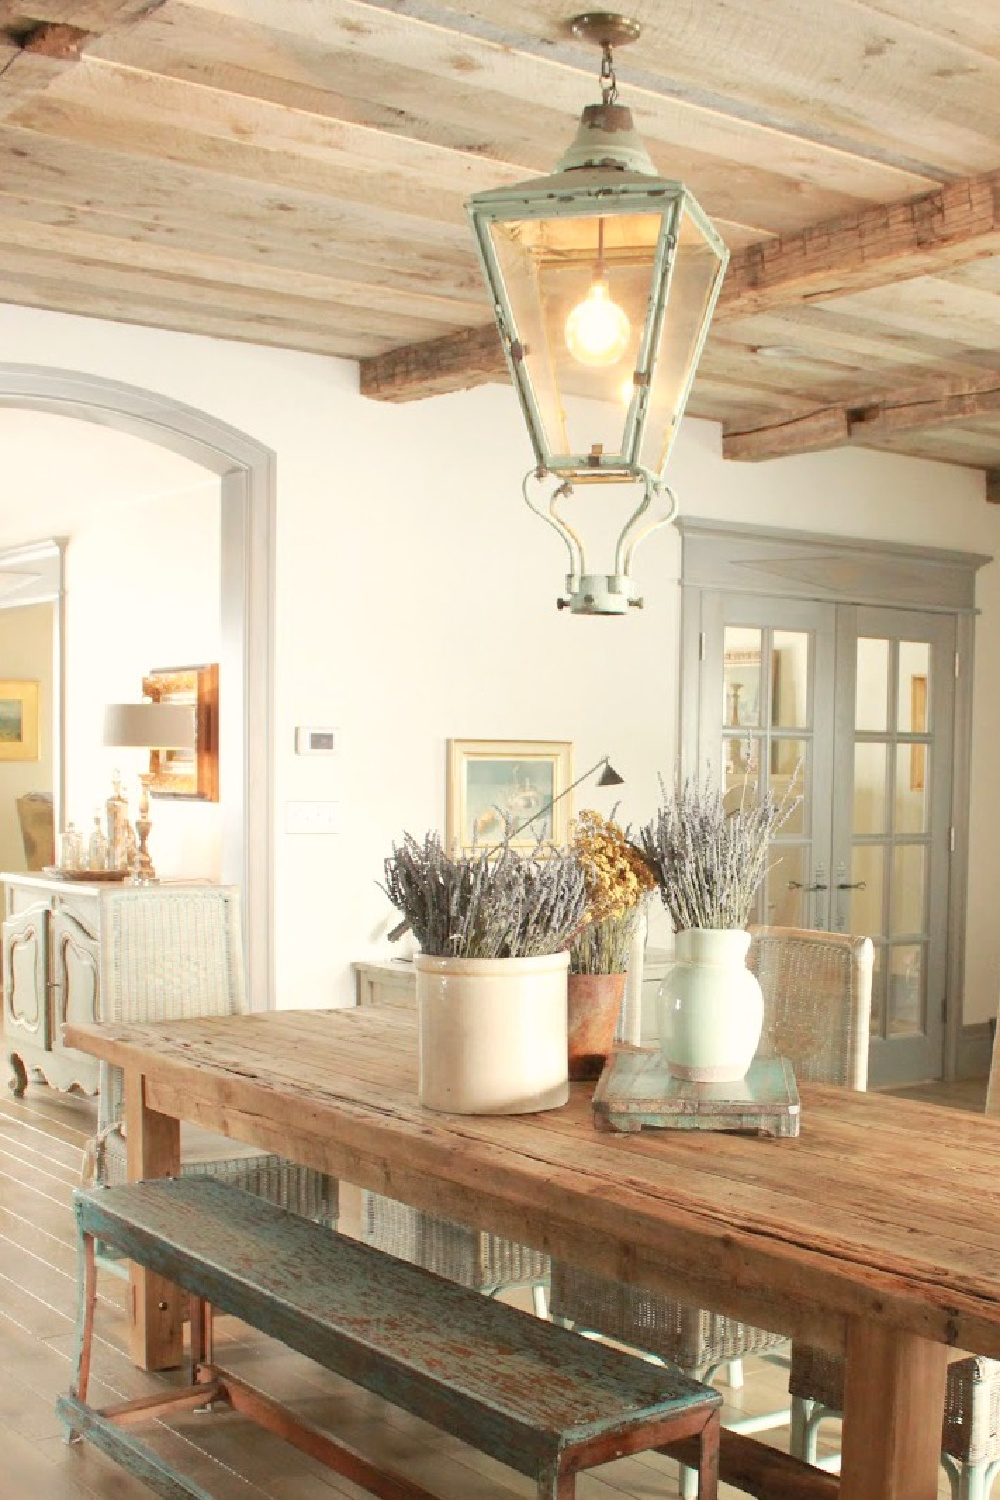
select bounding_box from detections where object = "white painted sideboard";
[353,958,417,1010]
[353,948,672,1044]
[3,872,106,1096]
[3,873,223,1097]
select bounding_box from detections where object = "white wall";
[1,303,998,1028]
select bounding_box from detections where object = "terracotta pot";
[567,971,627,1081]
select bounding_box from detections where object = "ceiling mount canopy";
[467,13,729,615]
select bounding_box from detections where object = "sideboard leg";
[8,1051,27,1097]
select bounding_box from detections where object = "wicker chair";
[361,922,648,1312]
[789,1021,1000,1499]
[549,925,873,1498]
[90,885,335,1230]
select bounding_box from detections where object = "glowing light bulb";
[564,278,630,367]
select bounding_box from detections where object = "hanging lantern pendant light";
[467,13,729,616]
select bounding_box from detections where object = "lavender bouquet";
[381,832,587,960]
[637,768,801,932]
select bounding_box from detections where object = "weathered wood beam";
[0,22,90,117]
[0,3,163,117]
[723,407,851,461]
[723,370,1000,462]
[8,20,89,56]
[360,166,1000,401]
[719,169,1000,318]
[847,376,1000,440]
[359,322,504,401]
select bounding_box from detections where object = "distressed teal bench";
[58,1177,721,1500]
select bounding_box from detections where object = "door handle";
[835,881,866,891]
[787,881,828,891]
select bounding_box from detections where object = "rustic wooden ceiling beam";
[0,2,161,118]
[360,322,505,401]
[723,371,1000,463]
[722,407,852,461]
[360,166,1000,401]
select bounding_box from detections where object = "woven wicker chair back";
[550,924,875,1377]
[749,926,873,1090]
[792,993,1000,1474]
[97,886,245,1136]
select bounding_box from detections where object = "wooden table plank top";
[65,1007,1000,1364]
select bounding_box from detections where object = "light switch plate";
[285,800,340,834]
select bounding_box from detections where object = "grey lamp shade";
[104,702,196,750]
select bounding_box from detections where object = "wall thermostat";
[295,726,339,755]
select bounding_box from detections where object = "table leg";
[124,1064,182,1371]
[839,1317,948,1499]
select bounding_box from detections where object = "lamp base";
[133,774,156,882]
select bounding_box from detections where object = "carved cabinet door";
[51,905,100,1034]
[2,904,50,1048]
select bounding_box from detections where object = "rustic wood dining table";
[64,1007,1000,1500]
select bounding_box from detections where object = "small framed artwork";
[0,680,39,761]
[141,664,219,801]
[447,739,573,851]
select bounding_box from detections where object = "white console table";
[353,958,417,1010]
[353,947,671,1044]
[2,873,214,1097]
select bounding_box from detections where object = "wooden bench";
[58,1178,721,1499]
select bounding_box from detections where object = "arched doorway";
[0,364,275,1007]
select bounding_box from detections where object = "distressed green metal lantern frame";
[469,177,727,484]
[466,14,729,614]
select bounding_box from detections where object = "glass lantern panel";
[638,200,727,477]
[489,209,665,467]
[487,216,566,461]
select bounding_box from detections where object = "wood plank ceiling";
[5,0,1000,483]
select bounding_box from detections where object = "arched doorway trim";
[0,364,274,1008]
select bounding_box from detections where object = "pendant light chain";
[600,41,618,105]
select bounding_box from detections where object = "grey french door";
[693,592,955,1086]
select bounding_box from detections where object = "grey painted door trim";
[678,518,990,1083]
[0,365,275,1011]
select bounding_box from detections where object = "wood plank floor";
[0,1081,968,1499]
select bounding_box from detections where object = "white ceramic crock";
[415,951,570,1115]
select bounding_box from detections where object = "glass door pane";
[833,608,954,1086]
[700,596,836,934]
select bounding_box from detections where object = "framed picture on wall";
[141,664,219,801]
[0,680,39,761]
[447,739,573,851]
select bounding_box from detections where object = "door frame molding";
[0,364,275,1010]
[677,518,989,1082]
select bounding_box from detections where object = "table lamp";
[103,701,196,880]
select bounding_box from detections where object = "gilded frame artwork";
[0,679,39,761]
[141,664,219,801]
[447,739,573,852]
